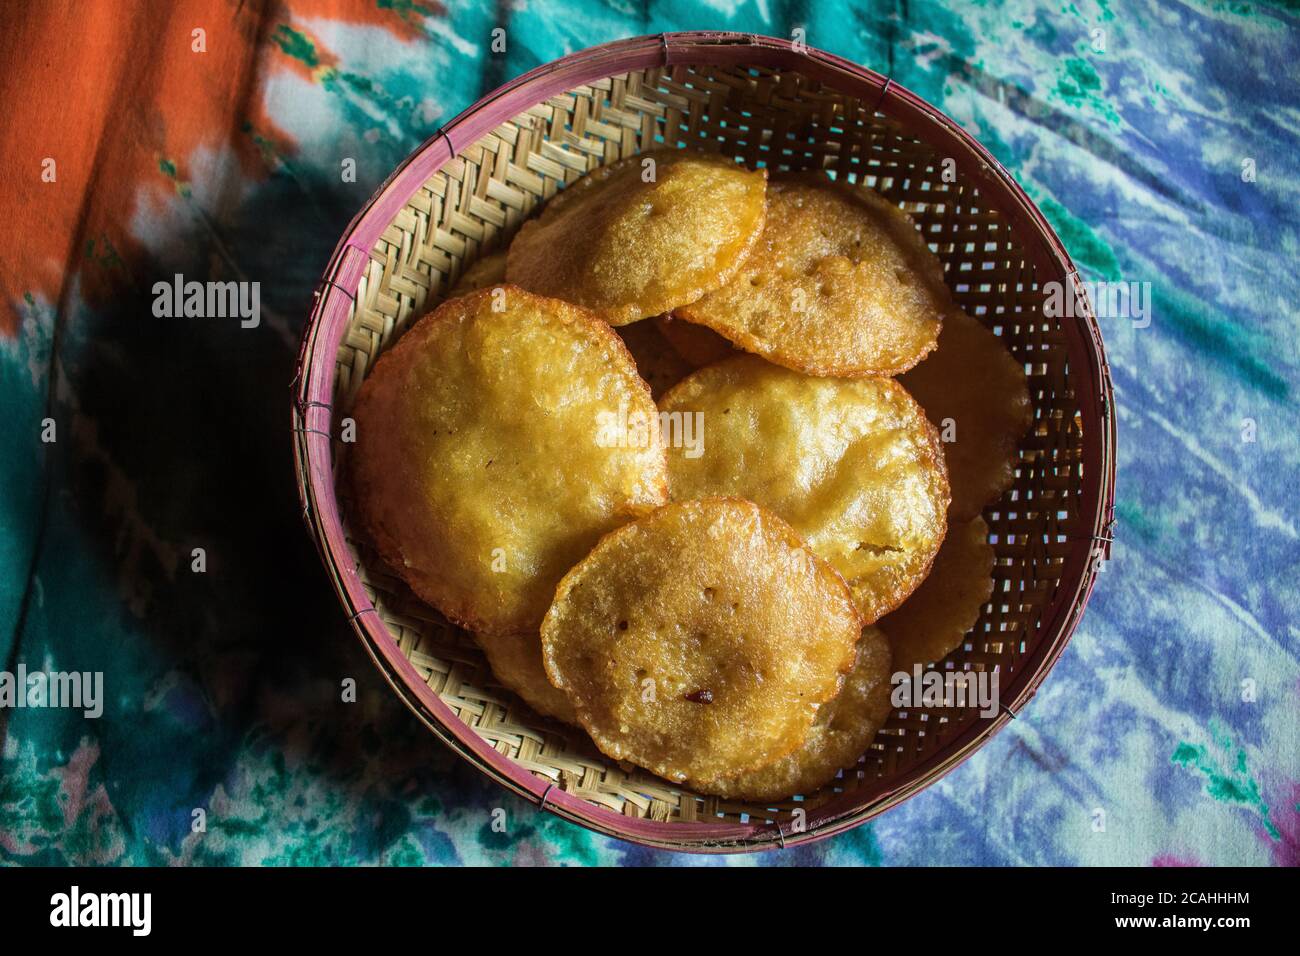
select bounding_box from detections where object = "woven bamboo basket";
[292,32,1116,852]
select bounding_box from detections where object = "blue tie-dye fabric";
[1,0,1296,866]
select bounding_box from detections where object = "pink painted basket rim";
[292,31,1117,853]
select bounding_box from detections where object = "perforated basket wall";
[293,33,1116,852]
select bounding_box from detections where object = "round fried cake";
[899,310,1032,520]
[616,320,694,400]
[699,627,893,801]
[506,151,767,326]
[659,356,949,624]
[654,315,737,367]
[877,517,994,673]
[676,172,950,376]
[475,630,578,725]
[349,285,668,635]
[541,497,861,785]
[449,250,507,296]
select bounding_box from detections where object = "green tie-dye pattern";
[1172,725,1281,842]
[273,24,321,68]
[1051,57,1121,125]
[1033,195,1123,281]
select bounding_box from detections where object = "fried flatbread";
[449,250,507,296]
[349,285,668,635]
[507,151,767,326]
[475,629,578,725]
[899,310,1032,519]
[616,320,694,400]
[877,517,994,672]
[659,356,949,624]
[676,172,948,376]
[541,497,861,785]
[654,315,737,368]
[700,627,893,801]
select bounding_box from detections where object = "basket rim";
[291,31,1118,853]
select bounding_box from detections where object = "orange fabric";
[1,1,267,333]
[0,0,429,336]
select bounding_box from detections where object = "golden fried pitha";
[699,627,893,801]
[449,250,507,296]
[506,151,767,326]
[659,356,949,624]
[541,497,861,786]
[349,285,668,636]
[676,172,950,376]
[474,630,577,725]
[877,517,994,673]
[616,320,694,400]
[899,310,1032,520]
[654,315,737,368]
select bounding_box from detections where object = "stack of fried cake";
[349,151,1031,801]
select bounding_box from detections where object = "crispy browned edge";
[539,495,863,779]
[859,376,951,622]
[506,151,770,327]
[347,283,670,636]
[655,360,950,624]
[471,629,580,726]
[675,171,951,377]
[704,628,895,801]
